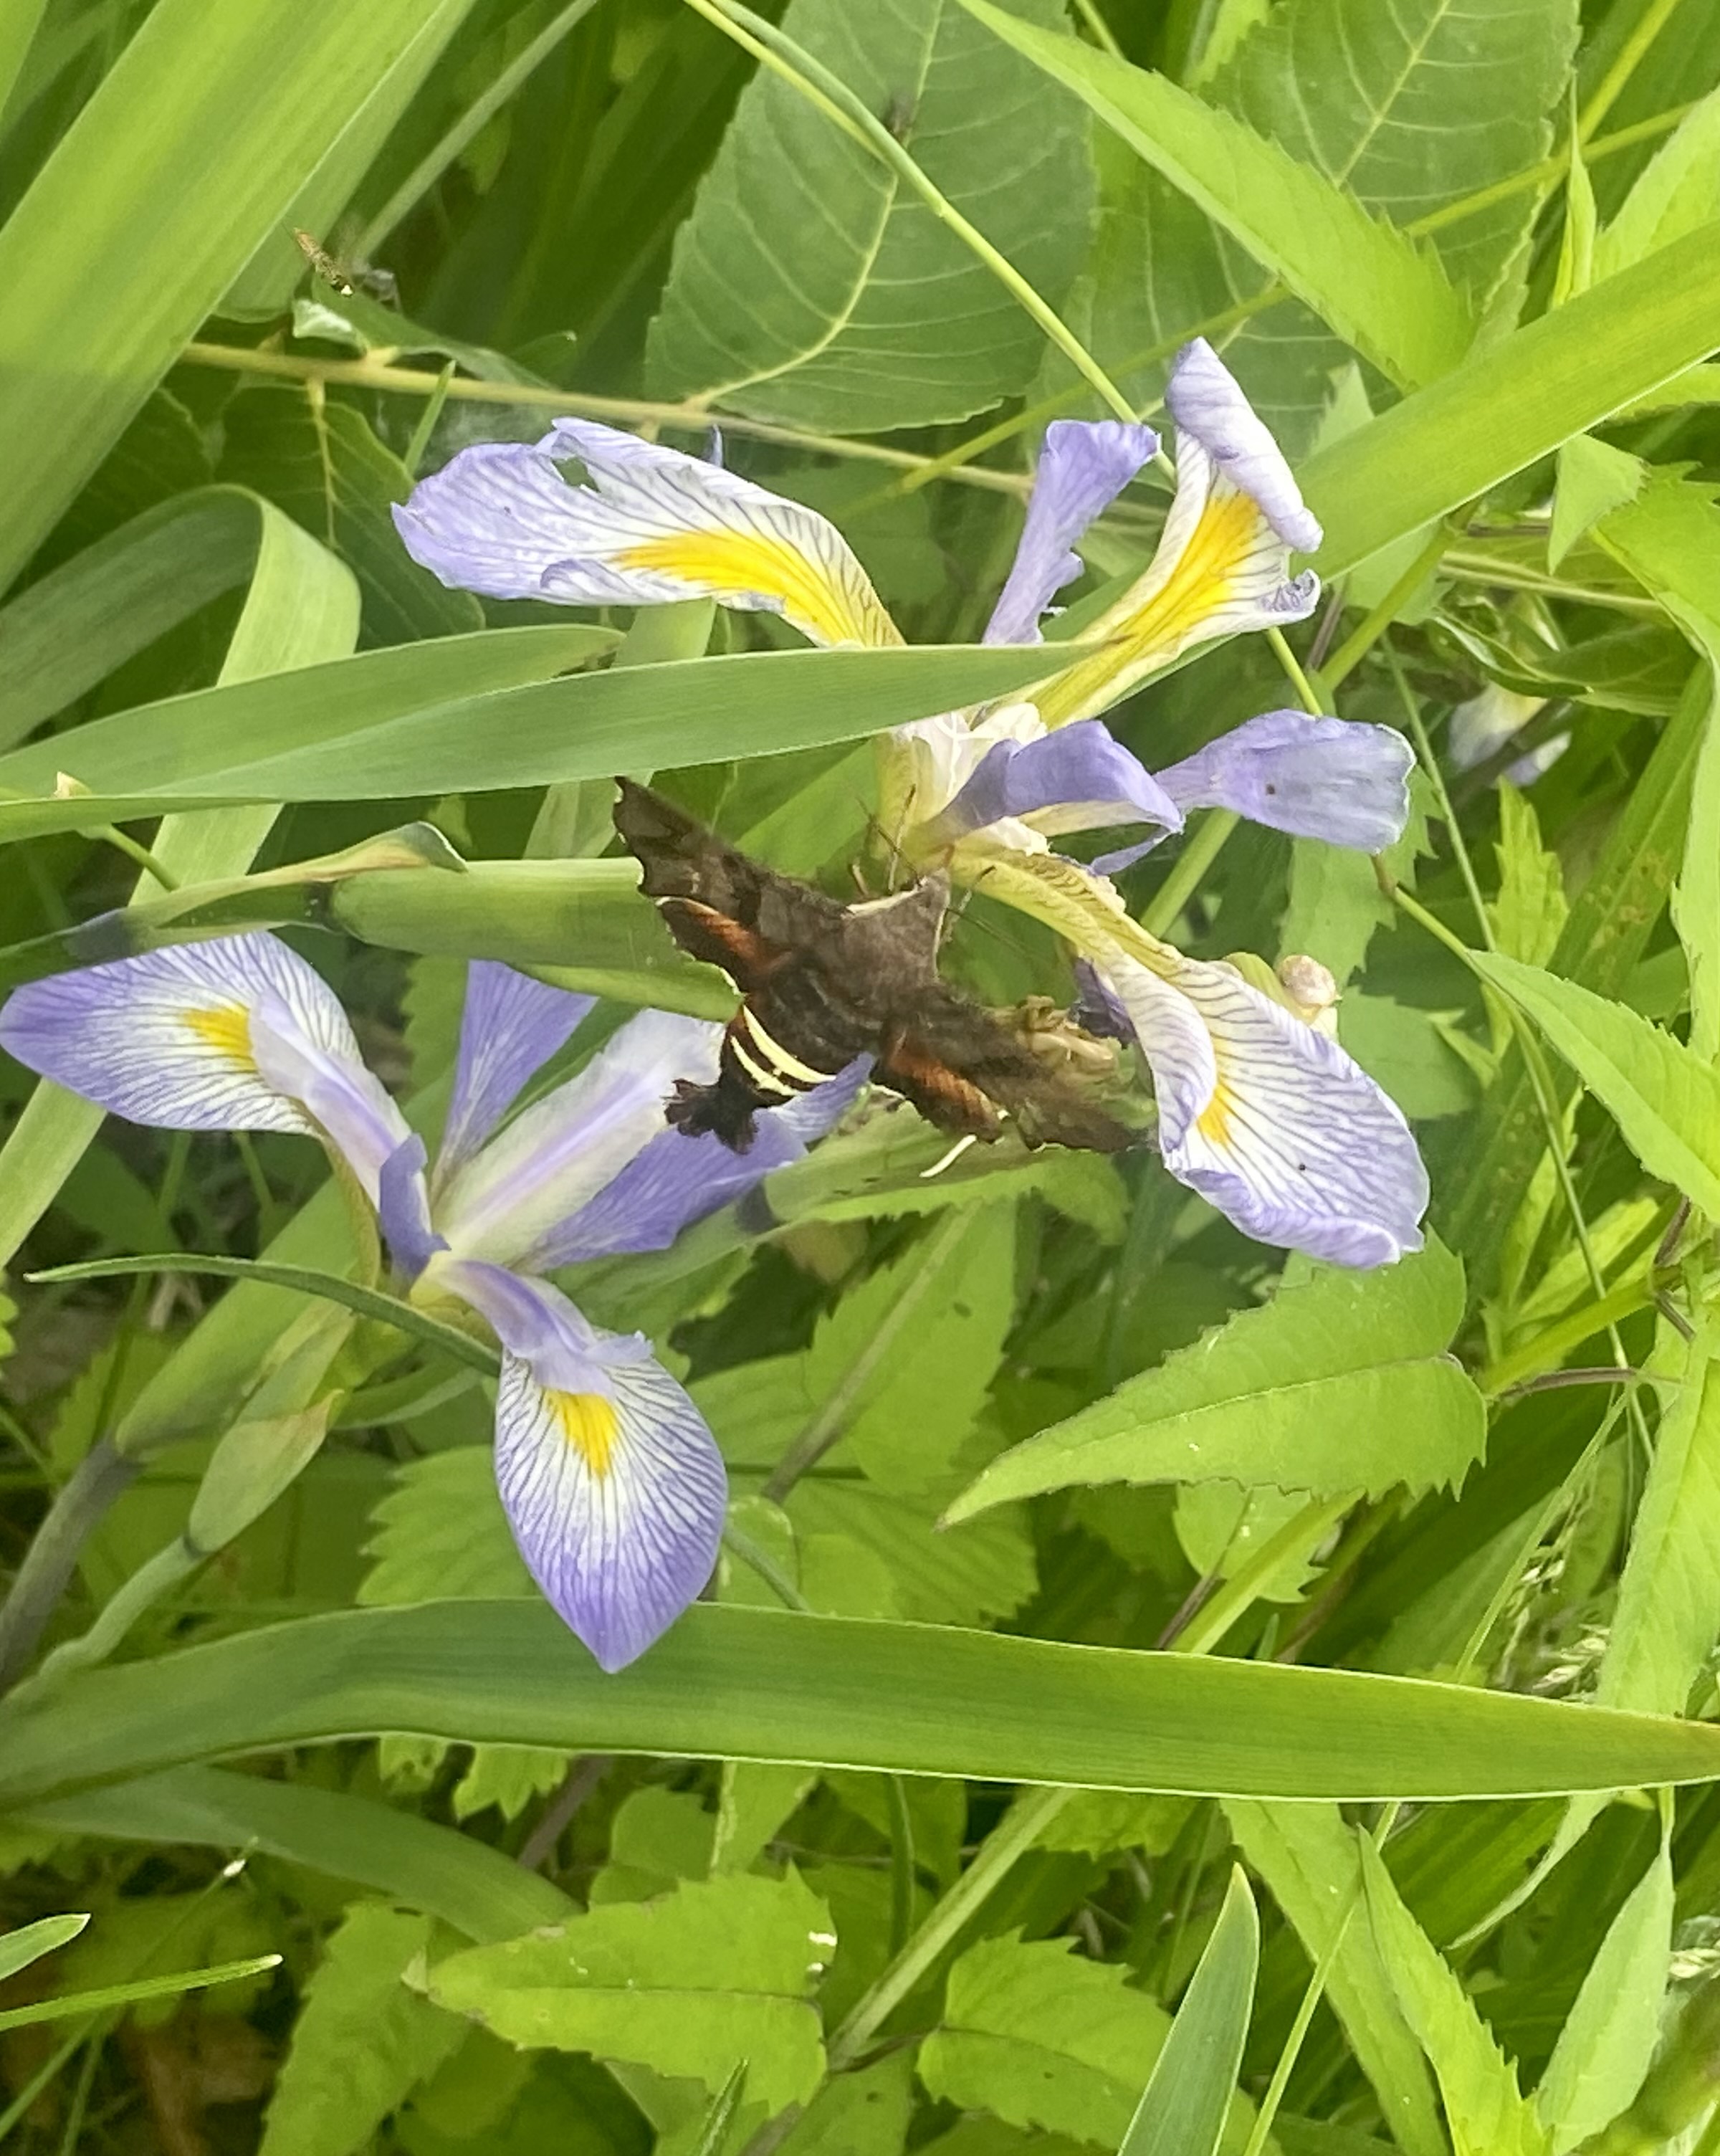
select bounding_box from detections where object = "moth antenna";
[919,1132,981,1180]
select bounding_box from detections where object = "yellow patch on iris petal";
[183,1004,255,1066]
[615,530,898,649]
[1196,1080,1235,1147]
[548,1389,619,1479]
[1035,490,1262,726]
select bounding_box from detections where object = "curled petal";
[437,962,595,1188]
[394,419,899,649]
[932,719,1183,846]
[0,937,409,1201]
[378,1135,444,1281]
[434,1257,725,1672]
[984,419,1159,646]
[434,1008,725,1269]
[545,1057,869,1264]
[1153,712,1413,852]
[1165,338,1322,552]
[1102,949,1428,1267]
[1034,350,1322,728]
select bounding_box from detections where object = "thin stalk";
[85,823,179,890]
[357,0,606,254]
[1579,0,1691,142]
[1266,625,1322,715]
[178,342,1032,496]
[402,360,456,478]
[679,0,1137,424]
[1321,524,1453,695]
[827,1784,1072,2069]
[885,1775,917,1957]
[1478,1272,1656,1396]
[1140,808,1238,938]
[1170,1494,1354,1659]
[1068,0,1123,57]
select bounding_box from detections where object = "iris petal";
[984,419,1159,646]
[545,1057,869,1264]
[1152,712,1414,852]
[394,419,899,649]
[437,962,595,1188]
[1102,949,1428,1267]
[434,1008,725,1269]
[434,1257,725,1673]
[0,937,408,1198]
[933,719,1182,845]
[1164,338,1323,554]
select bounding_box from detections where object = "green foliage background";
[4,0,1720,2150]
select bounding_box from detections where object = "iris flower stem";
[1266,626,1322,715]
[676,0,1140,425]
[1320,523,1454,696]
[1140,808,1238,939]
[1578,0,1691,142]
[0,1436,140,1694]
[83,823,179,891]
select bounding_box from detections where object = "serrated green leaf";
[1549,436,1644,570]
[360,1451,530,1609]
[1119,1868,1256,2156]
[1595,82,1720,280]
[648,0,1093,431]
[425,1872,831,2114]
[960,0,1473,390]
[1489,786,1570,970]
[1675,606,1720,1063]
[1597,1320,1720,1718]
[1472,951,1720,1218]
[1360,1836,1552,2156]
[260,1905,464,2156]
[918,1934,1172,2145]
[947,1241,1484,1521]
[1535,1833,1671,2150]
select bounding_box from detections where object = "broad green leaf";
[1674,606,1720,1062]
[361,1451,533,1609]
[1226,1804,1445,2156]
[0,0,468,593]
[0,489,360,754]
[219,383,482,644]
[449,1747,568,1826]
[1299,220,1720,574]
[1360,1836,1552,2156]
[11,1600,1720,1807]
[1549,436,1644,570]
[1489,786,1569,970]
[1595,82,1720,279]
[1472,952,1720,1218]
[947,1241,1484,1521]
[424,1872,831,2114]
[1597,1322,1720,1718]
[11,1765,570,1942]
[1535,1833,1671,2150]
[1117,1867,1257,2156]
[917,1934,1172,2146]
[260,1906,464,2156]
[0,1912,87,1985]
[0,641,1070,839]
[960,0,1475,390]
[648,0,1094,432]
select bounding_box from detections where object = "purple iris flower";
[0,939,861,1670]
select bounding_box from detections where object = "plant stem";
[1141,808,1238,939]
[1170,1494,1354,1659]
[1321,524,1453,694]
[1579,0,1691,141]
[0,1435,139,1694]
[679,0,1138,424]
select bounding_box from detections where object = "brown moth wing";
[881,986,1134,1153]
[616,778,849,955]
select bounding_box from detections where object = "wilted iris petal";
[434,1256,726,1673]
[546,1056,870,1264]
[436,961,595,1190]
[1101,948,1428,1267]
[394,418,899,649]
[1111,712,1413,865]
[984,419,1159,647]
[0,936,409,1199]
[932,718,1183,846]
[1034,342,1322,728]
[434,1007,725,1269]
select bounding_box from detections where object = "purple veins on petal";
[935,720,1183,844]
[1154,711,1414,852]
[984,419,1160,647]
[436,961,596,1189]
[544,1056,870,1265]
[436,1257,725,1673]
[1165,339,1323,555]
